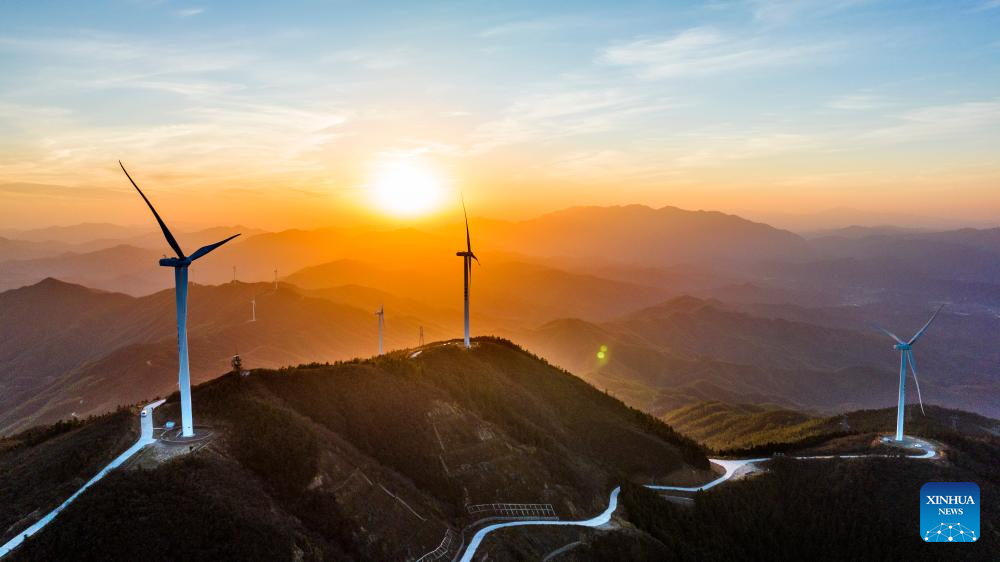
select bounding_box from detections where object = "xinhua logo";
[920,482,980,543]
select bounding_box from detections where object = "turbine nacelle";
[893,343,912,351]
[160,257,191,267]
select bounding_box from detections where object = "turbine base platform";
[879,434,930,451]
[159,425,215,444]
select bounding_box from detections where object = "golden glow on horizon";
[369,159,447,217]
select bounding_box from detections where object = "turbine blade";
[906,350,926,415]
[471,252,480,265]
[188,234,241,261]
[908,304,945,345]
[871,323,904,344]
[462,193,472,254]
[120,161,185,259]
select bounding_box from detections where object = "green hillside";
[0,410,136,545]
[8,338,708,561]
[477,414,1000,561]
[661,401,821,450]
[663,400,1000,455]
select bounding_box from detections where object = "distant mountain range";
[514,296,1000,419]
[475,205,811,267]
[0,279,425,434]
[3,204,999,432]
[1,205,807,293]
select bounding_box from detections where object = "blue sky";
[1,0,999,229]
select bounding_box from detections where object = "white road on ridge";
[0,399,166,559]
[459,437,939,562]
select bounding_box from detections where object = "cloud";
[598,27,837,79]
[973,0,1000,11]
[0,98,352,188]
[828,94,888,110]
[860,99,1000,143]
[325,49,405,69]
[478,16,592,38]
[175,8,205,18]
[0,32,252,73]
[673,131,819,166]
[470,89,677,152]
[544,149,679,182]
[0,182,121,200]
[749,0,870,25]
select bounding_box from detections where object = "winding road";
[458,437,939,562]
[0,399,166,559]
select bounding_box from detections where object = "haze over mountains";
[3,204,1000,435]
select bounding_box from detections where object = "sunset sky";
[1,0,999,230]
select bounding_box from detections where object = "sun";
[370,159,447,217]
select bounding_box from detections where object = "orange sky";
[2,1,999,231]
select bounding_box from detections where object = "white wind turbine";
[375,305,385,355]
[121,161,240,438]
[455,197,479,349]
[873,305,944,442]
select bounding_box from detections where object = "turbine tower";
[873,305,943,441]
[121,161,239,438]
[250,297,256,322]
[375,305,384,355]
[455,197,479,348]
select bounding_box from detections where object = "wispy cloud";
[175,8,205,18]
[545,149,680,182]
[828,93,888,110]
[470,89,676,152]
[598,27,838,79]
[0,32,252,73]
[325,48,406,69]
[0,98,352,187]
[673,130,820,167]
[860,99,1000,143]
[478,16,592,38]
[973,0,1000,11]
[749,0,870,25]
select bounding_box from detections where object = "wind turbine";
[375,305,384,355]
[455,197,479,348]
[250,297,256,322]
[873,305,944,442]
[120,161,240,438]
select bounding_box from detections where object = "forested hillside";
[8,338,708,561]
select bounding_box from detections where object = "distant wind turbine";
[250,296,256,322]
[375,305,384,355]
[120,161,240,438]
[873,305,943,442]
[455,196,479,349]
